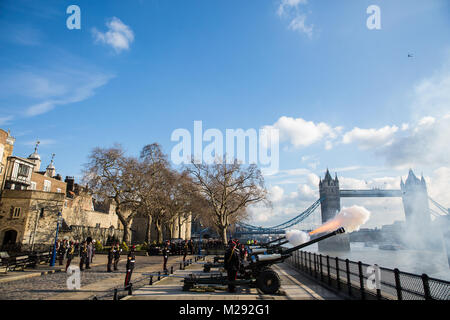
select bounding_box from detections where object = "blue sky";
[1,0,449,228]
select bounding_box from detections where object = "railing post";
[309,252,312,276]
[149,275,153,285]
[313,253,317,278]
[158,271,161,281]
[394,268,402,301]
[358,261,365,300]
[346,259,352,296]
[113,288,118,300]
[300,251,303,271]
[335,257,341,291]
[127,283,132,295]
[170,266,173,274]
[421,274,432,300]
[301,251,304,271]
[327,255,331,285]
[319,254,323,282]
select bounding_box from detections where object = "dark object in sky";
[408,53,413,57]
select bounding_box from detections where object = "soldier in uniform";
[124,245,136,287]
[239,243,248,262]
[79,241,87,271]
[224,240,240,293]
[58,240,66,266]
[65,241,75,272]
[113,243,121,271]
[85,237,93,269]
[162,240,170,272]
[107,245,114,272]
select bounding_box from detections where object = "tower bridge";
[236,169,446,252]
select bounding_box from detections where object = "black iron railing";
[287,250,450,300]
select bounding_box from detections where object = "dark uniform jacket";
[126,251,136,270]
[66,246,75,260]
[224,246,240,271]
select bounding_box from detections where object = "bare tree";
[82,145,141,244]
[187,158,269,243]
[136,143,169,243]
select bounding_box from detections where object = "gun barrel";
[263,236,286,246]
[269,240,289,247]
[282,227,345,255]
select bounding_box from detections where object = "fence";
[287,250,450,300]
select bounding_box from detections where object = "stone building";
[318,169,350,251]
[0,129,192,250]
[0,131,123,251]
[400,169,431,231]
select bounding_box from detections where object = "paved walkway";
[123,257,342,300]
[0,255,107,284]
[0,254,189,300]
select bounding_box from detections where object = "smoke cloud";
[286,229,311,246]
[335,205,371,232]
[310,205,371,234]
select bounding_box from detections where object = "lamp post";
[50,212,62,267]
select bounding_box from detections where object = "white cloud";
[277,0,313,38]
[0,64,114,118]
[277,0,308,16]
[92,17,134,53]
[23,71,113,117]
[417,116,435,127]
[22,139,56,147]
[380,116,450,168]
[412,60,450,117]
[342,125,399,150]
[307,173,320,186]
[268,185,285,202]
[288,14,313,38]
[263,116,338,149]
[0,116,14,126]
[427,167,450,210]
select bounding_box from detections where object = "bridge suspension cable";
[236,198,323,234]
[428,197,449,215]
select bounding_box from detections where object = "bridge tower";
[318,169,350,252]
[400,169,431,248]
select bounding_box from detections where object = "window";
[95,223,101,228]
[56,188,61,193]
[40,208,45,218]
[12,207,21,219]
[43,180,51,192]
[29,182,37,191]
[17,164,30,177]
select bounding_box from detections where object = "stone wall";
[0,190,65,248]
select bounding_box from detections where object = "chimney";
[65,176,75,193]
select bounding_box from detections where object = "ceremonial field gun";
[202,236,289,272]
[185,227,346,294]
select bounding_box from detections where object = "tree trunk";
[155,219,163,244]
[122,222,131,244]
[220,226,228,244]
[115,203,131,244]
[178,216,183,239]
[146,215,152,243]
[168,221,174,239]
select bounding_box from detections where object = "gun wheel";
[256,269,280,294]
